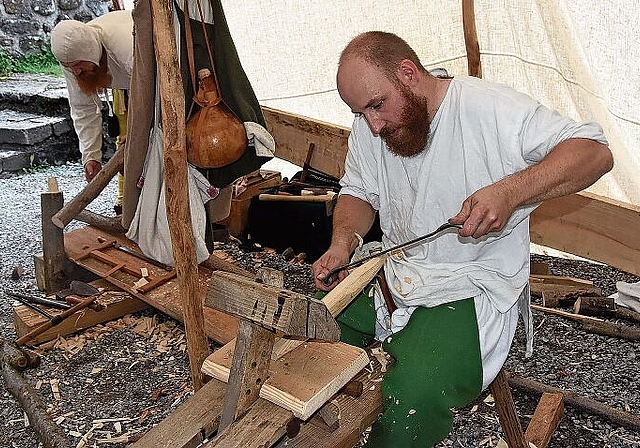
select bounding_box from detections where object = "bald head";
[339,31,427,83]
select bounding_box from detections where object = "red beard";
[379,85,431,158]
[75,61,112,95]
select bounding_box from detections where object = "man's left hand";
[449,184,515,238]
[84,160,102,182]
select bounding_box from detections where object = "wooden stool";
[489,369,564,448]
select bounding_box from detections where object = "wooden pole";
[149,0,209,391]
[462,0,482,78]
[41,178,67,293]
[51,148,124,229]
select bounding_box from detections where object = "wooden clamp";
[207,271,340,431]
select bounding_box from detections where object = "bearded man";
[50,10,132,199]
[312,31,613,447]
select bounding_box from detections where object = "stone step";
[0,149,33,175]
[0,109,72,146]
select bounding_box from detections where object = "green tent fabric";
[175,0,272,188]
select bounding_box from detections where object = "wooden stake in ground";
[41,178,67,293]
[150,0,209,391]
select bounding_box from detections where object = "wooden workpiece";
[206,271,368,422]
[64,226,239,345]
[13,287,148,345]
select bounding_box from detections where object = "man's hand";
[449,183,516,238]
[84,160,102,182]
[312,245,352,291]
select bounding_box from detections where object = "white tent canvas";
[219,0,638,205]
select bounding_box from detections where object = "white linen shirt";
[61,10,133,166]
[340,75,608,341]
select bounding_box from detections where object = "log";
[51,148,124,229]
[75,209,127,234]
[581,320,640,341]
[506,371,640,433]
[539,284,602,308]
[150,0,209,391]
[573,296,616,317]
[1,339,71,448]
[41,189,67,293]
[616,306,640,324]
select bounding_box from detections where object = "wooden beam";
[218,321,275,431]
[51,148,124,229]
[41,183,67,293]
[489,369,528,448]
[524,392,564,448]
[130,376,226,448]
[530,192,640,277]
[262,107,349,180]
[207,272,339,341]
[150,0,209,391]
[462,0,482,78]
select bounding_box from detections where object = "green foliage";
[0,43,62,77]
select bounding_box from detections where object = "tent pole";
[149,0,209,391]
[462,0,482,78]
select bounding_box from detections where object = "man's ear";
[398,59,419,86]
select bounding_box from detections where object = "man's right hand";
[84,160,102,182]
[312,245,352,291]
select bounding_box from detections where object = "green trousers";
[325,290,483,447]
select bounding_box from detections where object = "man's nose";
[71,66,83,76]
[365,113,384,136]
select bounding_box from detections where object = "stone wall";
[0,0,112,56]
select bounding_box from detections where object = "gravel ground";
[1,161,640,448]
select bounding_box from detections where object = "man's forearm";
[501,138,613,208]
[331,194,376,254]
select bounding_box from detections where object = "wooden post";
[150,0,209,391]
[462,0,482,78]
[41,177,67,293]
[51,148,124,229]
[489,369,528,448]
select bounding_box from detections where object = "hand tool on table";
[97,237,173,271]
[323,222,461,286]
[15,293,100,346]
[56,281,105,312]
[6,291,71,311]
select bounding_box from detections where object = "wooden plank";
[41,190,67,293]
[274,356,384,448]
[262,107,349,180]
[131,376,226,448]
[530,192,640,277]
[12,289,148,345]
[202,340,369,420]
[204,398,292,448]
[219,321,275,430]
[489,369,528,448]
[64,226,239,345]
[207,272,339,341]
[524,392,564,448]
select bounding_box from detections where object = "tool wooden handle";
[16,295,99,346]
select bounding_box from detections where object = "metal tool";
[111,240,173,271]
[323,222,461,286]
[6,292,64,325]
[6,291,72,311]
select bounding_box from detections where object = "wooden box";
[218,169,282,237]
